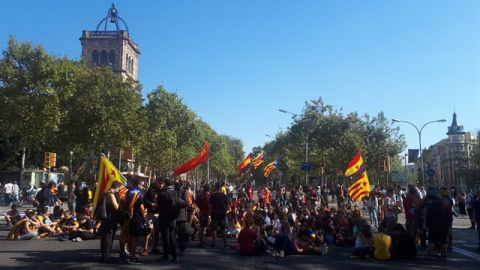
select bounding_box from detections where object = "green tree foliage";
[263,97,406,186]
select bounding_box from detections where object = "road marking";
[453,247,480,261]
[452,240,467,244]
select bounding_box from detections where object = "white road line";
[453,247,480,261]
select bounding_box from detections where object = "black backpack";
[167,190,187,220]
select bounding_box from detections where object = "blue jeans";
[368,207,378,227]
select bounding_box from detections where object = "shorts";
[210,218,226,231]
[199,212,209,228]
[129,215,145,237]
[146,213,158,229]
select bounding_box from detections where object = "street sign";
[302,162,311,171]
[426,168,435,177]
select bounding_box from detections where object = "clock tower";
[80,4,140,80]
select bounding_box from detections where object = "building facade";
[428,112,477,190]
[79,4,140,81]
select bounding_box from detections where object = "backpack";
[93,192,110,221]
[167,190,187,220]
[195,192,204,208]
[35,189,46,206]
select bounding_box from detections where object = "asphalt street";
[0,202,479,270]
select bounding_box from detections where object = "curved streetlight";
[392,118,447,187]
[279,109,309,185]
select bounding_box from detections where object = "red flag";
[173,142,209,176]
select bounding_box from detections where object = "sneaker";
[320,246,328,255]
[151,248,161,254]
[119,251,130,258]
[271,250,278,257]
[278,250,285,258]
[75,237,83,242]
[170,258,179,263]
[468,226,476,229]
[127,257,142,265]
[157,256,169,262]
[208,244,215,249]
[140,249,148,256]
[197,242,207,248]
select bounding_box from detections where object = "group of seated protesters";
[230,194,369,257]
[7,206,96,242]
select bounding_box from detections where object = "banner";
[408,149,419,163]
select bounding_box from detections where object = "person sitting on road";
[391,223,416,259]
[373,225,391,261]
[55,210,79,240]
[36,206,57,236]
[7,209,41,240]
[69,213,95,241]
[272,221,296,258]
[352,224,374,258]
[5,204,21,226]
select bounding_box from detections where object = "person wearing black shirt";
[209,182,229,248]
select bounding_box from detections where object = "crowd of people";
[4,177,480,265]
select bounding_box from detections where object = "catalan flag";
[238,153,252,177]
[348,171,371,202]
[264,157,280,178]
[92,154,126,213]
[344,151,364,177]
[251,152,265,169]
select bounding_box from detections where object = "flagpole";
[207,158,210,184]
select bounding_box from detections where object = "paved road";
[0,203,479,269]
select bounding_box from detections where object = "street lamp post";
[279,109,309,185]
[392,118,446,187]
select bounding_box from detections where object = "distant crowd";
[4,178,480,264]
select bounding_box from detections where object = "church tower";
[80,4,140,80]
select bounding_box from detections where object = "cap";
[164,178,174,186]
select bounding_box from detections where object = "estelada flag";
[344,151,364,177]
[238,153,252,177]
[348,171,371,202]
[173,142,209,176]
[92,154,126,212]
[251,152,265,169]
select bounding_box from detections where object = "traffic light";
[44,152,56,168]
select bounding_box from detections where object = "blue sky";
[1,0,479,161]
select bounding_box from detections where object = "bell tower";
[80,4,140,80]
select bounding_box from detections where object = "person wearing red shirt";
[197,184,211,248]
[245,182,254,203]
[402,187,420,239]
[238,218,258,256]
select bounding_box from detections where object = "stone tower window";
[92,50,99,66]
[100,49,108,65]
[108,49,116,69]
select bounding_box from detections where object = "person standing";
[403,187,420,239]
[366,191,379,228]
[384,188,397,234]
[472,190,480,252]
[74,181,90,214]
[99,181,122,264]
[197,184,211,248]
[456,190,467,217]
[11,181,20,204]
[125,179,147,265]
[4,181,13,206]
[157,178,181,263]
[174,177,190,256]
[209,182,229,248]
[67,182,76,213]
[466,189,476,229]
